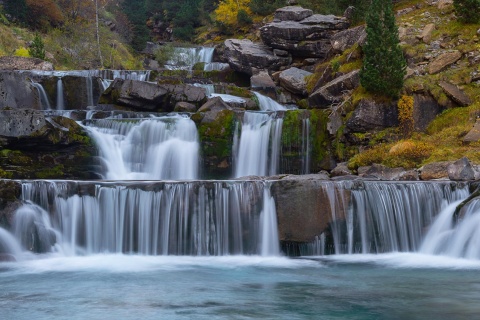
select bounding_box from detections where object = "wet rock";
[346,99,398,133]
[0,109,47,137]
[438,81,472,106]
[0,71,42,110]
[419,161,453,180]
[274,6,313,21]
[309,70,360,108]
[0,56,53,71]
[448,157,475,181]
[223,39,290,76]
[428,50,462,74]
[278,67,312,96]
[250,70,276,94]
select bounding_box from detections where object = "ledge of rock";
[0,56,53,71]
[309,69,360,108]
[428,51,462,74]
[346,98,398,133]
[0,71,42,110]
[438,81,472,107]
[278,67,312,96]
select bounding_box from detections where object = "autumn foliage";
[215,0,252,28]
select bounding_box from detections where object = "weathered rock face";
[0,56,53,71]
[464,118,480,142]
[250,70,276,97]
[331,25,366,53]
[413,94,444,132]
[0,110,97,179]
[438,81,472,107]
[346,99,399,133]
[0,71,41,110]
[309,69,360,108]
[448,157,475,181]
[272,177,349,243]
[260,7,349,58]
[278,67,312,96]
[362,164,415,181]
[223,39,291,76]
[420,161,453,180]
[100,79,207,111]
[428,50,462,74]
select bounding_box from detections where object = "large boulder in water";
[223,39,291,76]
[260,7,349,58]
[0,71,42,110]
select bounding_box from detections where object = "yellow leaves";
[215,0,252,27]
[14,47,30,57]
[397,95,414,137]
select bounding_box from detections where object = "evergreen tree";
[121,0,150,51]
[4,0,28,24]
[28,33,46,60]
[360,0,406,98]
[454,0,480,23]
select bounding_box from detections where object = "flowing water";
[56,78,65,110]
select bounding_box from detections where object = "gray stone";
[438,81,472,106]
[174,101,197,112]
[364,164,408,181]
[464,118,480,142]
[331,25,366,53]
[223,39,291,75]
[330,162,352,177]
[309,70,360,108]
[278,67,312,96]
[448,157,475,181]
[0,72,42,110]
[0,109,46,137]
[0,56,53,71]
[419,161,454,180]
[428,50,462,74]
[251,70,276,91]
[274,6,313,22]
[198,96,232,112]
[346,98,399,132]
[413,94,444,131]
[418,24,435,44]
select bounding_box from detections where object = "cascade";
[56,78,65,110]
[0,227,22,256]
[165,47,226,71]
[19,180,269,256]
[31,82,52,110]
[301,118,311,174]
[86,76,94,107]
[84,115,200,180]
[234,112,283,177]
[253,92,287,111]
[259,185,280,256]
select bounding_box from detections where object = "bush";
[237,9,253,26]
[154,44,175,66]
[14,47,30,57]
[28,33,46,60]
[397,95,414,137]
[249,0,283,16]
[454,0,480,23]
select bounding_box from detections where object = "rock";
[464,118,480,142]
[331,25,366,53]
[438,0,453,9]
[274,6,313,21]
[281,173,330,180]
[309,70,360,108]
[174,101,197,112]
[398,170,420,181]
[346,98,399,133]
[419,161,453,180]
[223,39,291,75]
[364,164,408,181]
[273,49,289,57]
[0,71,42,110]
[448,157,475,181]
[0,56,53,71]
[331,162,352,177]
[0,109,46,137]
[438,81,472,106]
[260,12,349,58]
[413,94,444,131]
[343,6,355,21]
[278,67,312,96]
[272,178,349,242]
[418,24,435,44]
[197,96,232,112]
[428,50,462,74]
[250,70,276,92]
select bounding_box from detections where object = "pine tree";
[454,0,480,23]
[4,0,28,25]
[28,33,46,60]
[360,0,406,98]
[121,0,150,51]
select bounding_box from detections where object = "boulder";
[260,12,348,58]
[278,67,312,96]
[174,101,197,112]
[448,157,475,181]
[438,0,453,9]
[0,71,42,110]
[438,81,472,106]
[250,70,276,93]
[0,109,47,137]
[419,161,453,180]
[413,94,444,131]
[346,98,399,132]
[331,25,366,53]
[464,118,480,142]
[418,24,435,44]
[198,96,232,112]
[223,39,291,75]
[330,162,352,177]
[0,56,53,71]
[428,51,462,74]
[309,70,360,108]
[274,6,313,21]
[363,164,409,181]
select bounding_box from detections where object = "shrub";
[28,33,46,60]
[397,95,414,137]
[454,0,480,23]
[14,47,30,57]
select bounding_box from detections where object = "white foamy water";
[254,92,287,111]
[85,115,199,180]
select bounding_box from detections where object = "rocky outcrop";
[309,70,360,108]
[0,71,41,110]
[428,51,462,74]
[100,79,207,111]
[250,70,276,96]
[260,7,349,59]
[331,25,366,53]
[413,94,444,131]
[278,67,312,96]
[448,157,475,181]
[0,110,96,179]
[223,39,291,75]
[346,99,399,133]
[419,161,453,180]
[0,56,53,71]
[330,162,352,177]
[417,24,435,44]
[438,81,472,107]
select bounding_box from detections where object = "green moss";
[198,110,235,158]
[309,109,330,167]
[35,165,64,179]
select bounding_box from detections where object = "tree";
[360,0,406,98]
[4,0,28,24]
[121,0,150,51]
[28,33,46,60]
[454,0,480,23]
[215,0,252,28]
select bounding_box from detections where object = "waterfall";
[31,82,52,110]
[56,78,65,110]
[84,115,200,180]
[259,185,280,256]
[86,77,94,107]
[253,92,287,111]
[234,112,283,177]
[420,198,480,259]
[0,227,22,256]
[18,180,274,256]
[166,47,225,71]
